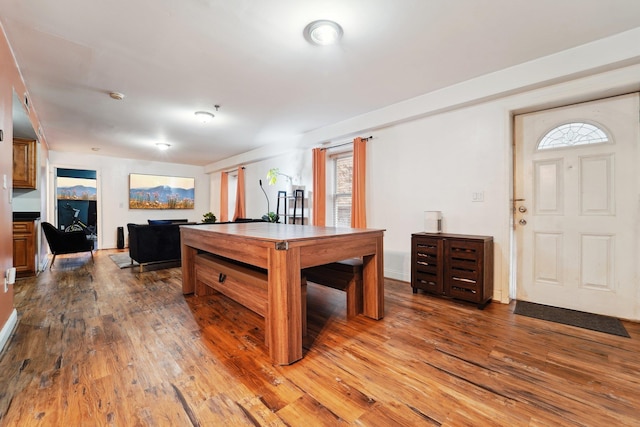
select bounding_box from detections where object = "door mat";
[514,301,630,338]
[109,253,139,269]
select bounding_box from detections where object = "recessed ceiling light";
[194,111,215,123]
[304,20,343,46]
[156,143,170,150]
[109,92,125,100]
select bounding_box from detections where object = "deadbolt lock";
[518,206,527,213]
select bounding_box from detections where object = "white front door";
[514,93,639,320]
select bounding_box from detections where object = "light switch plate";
[472,191,485,202]
[7,267,16,285]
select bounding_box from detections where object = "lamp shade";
[424,211,442,233]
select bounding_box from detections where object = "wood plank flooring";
[0,249,638,426]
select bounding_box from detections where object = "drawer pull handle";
[218,273,226,283]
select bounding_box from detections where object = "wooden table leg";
[181,243,197,295]
[267,245,303,365]
[362,235,385,320]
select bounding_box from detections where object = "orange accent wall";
[0,24,48,335]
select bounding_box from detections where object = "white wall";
[367,101,511,285]
[42,29,638,304]
[209,148,312,222]
[362,65,640,304]
[47,151,209,249]
[205,62,640,305]
[12,188,41,212]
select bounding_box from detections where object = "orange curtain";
[219,172,228,222]
[351,137,367,228]
[233,166,246,221]
[312,148,326,226]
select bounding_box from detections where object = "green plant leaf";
[267,168,279,185]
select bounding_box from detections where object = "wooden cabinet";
[411,233,493,309]
[13,138,37,189]
[13,221,37,277]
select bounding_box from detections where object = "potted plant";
[261,212,280,223]
[202,212,217,223]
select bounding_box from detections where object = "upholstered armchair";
[42,222,94,268]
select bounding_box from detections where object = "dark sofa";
[127,219,194,268]
[127,218,266,270]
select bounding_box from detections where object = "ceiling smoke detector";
[109,92,125,100]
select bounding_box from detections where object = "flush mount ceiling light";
[194,111,215,123]
[156,142,171,151]
[304,20,343,46]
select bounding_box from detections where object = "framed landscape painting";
[129,173,195,209]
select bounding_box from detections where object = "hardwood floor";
[0,249,638,426]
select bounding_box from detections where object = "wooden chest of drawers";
[411,232,493,309]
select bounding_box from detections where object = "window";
[333,154,353,227]
[538,122,609,150]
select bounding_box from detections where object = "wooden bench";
[303,258,363,317]
[194,253,307,341]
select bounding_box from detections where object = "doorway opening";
[55,168,98,248]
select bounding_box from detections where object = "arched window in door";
[537,122,609,150]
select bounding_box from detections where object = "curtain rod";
[224,166,245,174]
[321,135,373,151]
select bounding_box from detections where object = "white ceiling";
[3,0,640,166]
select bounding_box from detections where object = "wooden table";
[181,222,385,365]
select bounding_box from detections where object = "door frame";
[509,92,640,313]
[48,164,102,251]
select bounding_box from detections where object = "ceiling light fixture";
[195,110,215,123]
[156,142,171,151]
[109,92,125,100]
[304,20,343,46]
